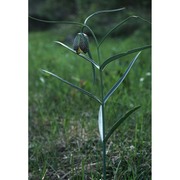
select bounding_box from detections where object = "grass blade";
[42,69,101,104]
[84,7,125,25]
[100,45,151,70]
[104,52,141,104]
[54,41,100,69]
[104,106,141,143]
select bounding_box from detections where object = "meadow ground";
[29,26,151,179]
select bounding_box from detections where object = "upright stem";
[100,69,106,180]
[102,103,106,180]
[97,39,106,179]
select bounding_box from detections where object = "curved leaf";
[29,16,83,26]
[99,16,151,46]
[42,69,101,104]
[104,106,141,143]
[54,41,100,69]
[100,45,151,70]
[84,7,125,25]
[104,52,141,104]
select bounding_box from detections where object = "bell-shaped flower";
[73,33,89,54]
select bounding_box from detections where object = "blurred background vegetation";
[29,0,151,34]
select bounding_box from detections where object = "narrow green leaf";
[99,16,151,46]
[84,7,125,25]
[98,105,103,141]
[104,106,141,143]
[100,45,151,70]
[54,41,100,69]
[55,40,76,53]
[42,69,102,104]
[104,52,141,104]
[29,16,83,26]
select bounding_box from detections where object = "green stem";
[87,51,96,84]
[102,103,106,180]
[100,69,106,180]
[97,37,106,179]
[81,24,99,48]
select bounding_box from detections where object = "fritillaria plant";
[40,8,151,179]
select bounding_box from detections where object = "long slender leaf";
[100,45,151,70]
[54,41,100,69]
[29,16,83,26]
[104,106,141,143]
[99,16,151,46]
[99,16,134,46]
[98,105,103,141]
[104,52,141,104]
[84,7,125,25]
[29,16,99,48]
[42,69,102,104]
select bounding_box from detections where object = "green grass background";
[29,23,151,179]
